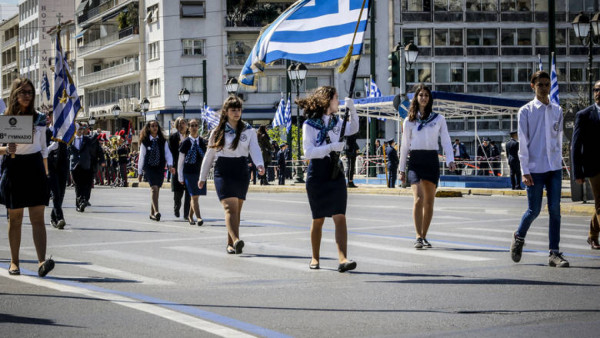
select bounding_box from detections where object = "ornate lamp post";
[140,97,150,120]
[225,77,239,95]
[88,113,96,127]
[178,88,190,119]
[287,62,307,183]
[112,104,121,132]
[572,12,600,105]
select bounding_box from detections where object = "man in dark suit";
[46,113,70,229]
[452,138,469,175]
[477,138,491,176]
[345,134,359,188]
[571,80,600,250]
[277,143,287,185]
[506,131,522,190]
[385,139,399,188]
[69,124,105,212]
[169,118,190,219]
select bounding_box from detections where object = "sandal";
[38,258,55,277]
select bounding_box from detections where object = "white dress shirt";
[199,124,264,182]
[399,113,454,171]
[137,135,173,175]
[302,105,359,160]
[177,135,201,179]
[15,124,48,158]
[517,98,563,175]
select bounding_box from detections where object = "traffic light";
[388,50,401,88]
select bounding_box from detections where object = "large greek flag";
[53,30,81,144]
[550,53,560,106]
[240,0,370,86]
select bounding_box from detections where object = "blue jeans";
[516,170,562,251]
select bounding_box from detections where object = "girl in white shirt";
[177,118,207,226]
[198,96,264,255]
[299,86,359,273]
[137,120,175,221]
[0,78,54,277]
[399,85,456,249]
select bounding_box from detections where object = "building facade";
[1,12,19,103]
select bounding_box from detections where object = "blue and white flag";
[272,96,286,128]
[550,53,560,106]
[41,72,50,101]
[284,95,292,133]
[368,78,381,98]
[53,30,81,144]
[240,0,370,86]
[202,104,220,130]
[538,54,543,71]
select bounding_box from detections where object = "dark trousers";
[387,166,397,188]
[172,175,190,218]
[479,162,490,176]
[346,155,356,182]
[119,162,128,186]
[49,165,68,221]
[509,162,522,189]
[267,165,275,182]
[278,165,286,185]
[72,167,93,206]
[588,173,600,240]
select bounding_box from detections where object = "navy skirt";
[305,157,347,219]
[407,150,440,186]
[184,171,206,196]
[144,166,165,187]
[0,152,49,209]
[214,157,249,200]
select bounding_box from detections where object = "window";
[501,62,532,82]
[569,0,597,13]
[148,42,159,60]
[467,63,497,82]
[500,0,531,11]
[535,29,566,46]
[403,0,432,11]
[149,78,160,97]
[182,39,205,56]
[434,0,462,11]
[182,76,203,93]
[362,39,371,55]
[403,29,431,46]
[570,63,585,82]
[534,0,565,12]
[466,0,497,11]
[501,28,531,45]
[435,29,463,46]
[435,63,464,83]
[146,4,159,23]
[258,76,283,92]
[180,1,205,18]
[406,63,432,83]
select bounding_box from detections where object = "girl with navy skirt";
[177,118,207,226]
[298,86,359,273]
[199,96,264,254]
[0,78,54,277]
[399,84,455,249]
[137,120,174,221]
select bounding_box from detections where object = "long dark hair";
[407,84,433,122]
[296,86,337,120]
[5,78,36,116]
[211,95,245,151]
[139,120,166,143]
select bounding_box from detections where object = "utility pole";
[548,0,556,67]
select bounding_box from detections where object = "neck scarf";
[305,115,338,145]
[416,112,439,131]
[225,121,251,135]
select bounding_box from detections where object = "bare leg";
[8,208,24,270]
[150,186,159,215]
[420,180,437,239]
[221,197,240,244]
[412,183,424,238]
[28,205,47,265]
[191,196,200,219]
[332,214,349,263]
[310,218,325,265]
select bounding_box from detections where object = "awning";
[102,8,127,22]
[74,28,87,39]
[76,0,89,13]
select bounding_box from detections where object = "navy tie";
[148,138,160,166]
[186,140,198,164]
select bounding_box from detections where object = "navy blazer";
[69,136,104,171]
[571,105,600,179]
[386,145,399,169]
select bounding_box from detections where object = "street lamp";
[140,97,150,120]
[112,105,121,133]
[88,113,96,127]
[287,62,307,183]
[225,77,239,94]
[572,12,600,105]
[404,41,420,70]
[178,88,190,119]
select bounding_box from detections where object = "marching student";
[0,78,54,277]
[138,120,175,221]
[198,96,264,254]
[177,118,207,226]
[169,117,190,219]
[69,124,106,212]
[47,112,70,229]
[399,84,455,249]
[298,86,359,272]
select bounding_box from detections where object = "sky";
[0,0,18,5]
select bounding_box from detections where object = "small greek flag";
[202,104,220,130]
[240,0,370,86]
[41,72,50,101]
[550,53,560,106]
[538,54,543,71]
[284,95,292,133]
[272,96,286,128]
[368,78,381,97]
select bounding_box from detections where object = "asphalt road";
[1,186,599,337]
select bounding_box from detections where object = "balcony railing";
[2,36,17,49]
[1,61,17,72]
[77,0,133,25]
[78,26,138,55]
[79,60,139,86]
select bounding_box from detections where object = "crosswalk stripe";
[425,230,584,250]
[462,227,587,240]
[320,239,491,262]
[89,250,246,279]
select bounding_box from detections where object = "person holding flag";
[299,86,359,272]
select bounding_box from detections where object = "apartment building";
[1,13,19,103]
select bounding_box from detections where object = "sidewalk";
[129,180,594,217]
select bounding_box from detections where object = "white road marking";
[462,227,587,240]
[424,230,585,250]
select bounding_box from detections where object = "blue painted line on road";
[0,263,291,338]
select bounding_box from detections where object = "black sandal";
[38,258,55,277]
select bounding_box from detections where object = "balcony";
[226,3,292,28]
[2,60,17,72]
[77,0,136,26]
[78,26,139,58]
[2,36,17,49]
[79,59,139,87]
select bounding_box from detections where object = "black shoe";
[197,219,203,226]
[8,264,20,276]
[51,219,59,229]
[337,261,357,273]
[78,202,86,212]
[309,262,320,270]
[414,238,424,249]
[234,240,244,254]
[422,238,432,248]
[226,245,235,254]
[57,219,66,230]
[510,232,525,263]
[175,210,180,218]
[86,201,91,206]
[155,213,161,221]
[149,214,157,221]
[38,258,55,277]
[188,216,195,225]
[348,182,357,188]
